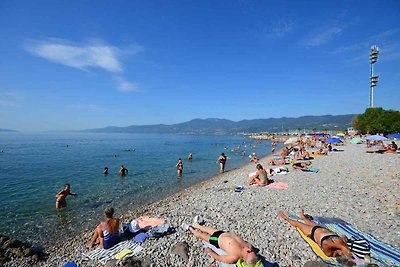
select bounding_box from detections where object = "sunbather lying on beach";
[268,156,286,166]
[278,210,353,259]
[86,207,120,250]
[182,222,259,265]
[291,161,312,170]
[248,164,271,186]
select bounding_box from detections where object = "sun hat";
[128,219,140,233]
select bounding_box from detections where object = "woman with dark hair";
[248,164,270,186]
[216,153,230,173]
[86,207,120,249]
[176,158,184,175]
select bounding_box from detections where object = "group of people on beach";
[82,205,354,266]
[57,135,398,266]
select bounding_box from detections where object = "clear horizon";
[0,1,399,131]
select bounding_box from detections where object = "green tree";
[353,107,400,134]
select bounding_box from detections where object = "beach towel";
[147,223,176,238]
[82,240,143,265]
[301,166,319,173]
[314,217,400,267]
[137,216,166,229]
[266,182,288,190]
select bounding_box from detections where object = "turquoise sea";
[0,133,276,245]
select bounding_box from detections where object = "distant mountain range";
[0,128,17,132]
[82,114,356,135]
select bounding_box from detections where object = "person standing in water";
[188,153,193,161]
[103,167,109,175]
[55,183,77,209]
[217,153,230,173]
[119,165,128,176]
[176,158,184,175]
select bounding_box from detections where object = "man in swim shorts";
[182,222,259,265]
[119,165,128,176]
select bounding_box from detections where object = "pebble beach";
[5,142,400,267]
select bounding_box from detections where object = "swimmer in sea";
[188,153,193,161]
[103,167,109,175]
[55,183,77,209]
[119,165,128,176]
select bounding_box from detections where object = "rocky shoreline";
[4,143,400,267]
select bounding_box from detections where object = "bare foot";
[277,210,289,221]
[85,242,93,249]
[299,209,307,220]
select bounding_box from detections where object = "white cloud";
[116,77,138,92]
[24,38,142,73]
[265,19,293,38]
[303,26,343,47]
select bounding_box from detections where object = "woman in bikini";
[248,164,270,186]
[278,210,353,258]
[217,153,230,173]
[176,158,184,175]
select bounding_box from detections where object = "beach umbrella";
[337,132,345,137]
[365,135,388,141]
[284,137,298,145]
[350,137,361,144]
[326,137,343,143]
[387,133,400,139]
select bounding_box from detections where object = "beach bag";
[347,238,370,259]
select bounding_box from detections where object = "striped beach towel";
[314,217,400,267]
[82,240,143,265]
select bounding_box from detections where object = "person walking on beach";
[55,183,77,209]
[182,222,260,265]
[119,165,128,176]
[176,158,184,175]
[217,153,230,173]
[278,210,353,259]
[86,207,120,249]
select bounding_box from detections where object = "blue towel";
[314,217,400,267]
[133,232,149,243]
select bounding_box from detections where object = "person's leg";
[193,224,219,235]
[189,227,211,243]
[278,211,313,236]
[86,224,101,249]
[298,210,318,226]
[248,176,255,185]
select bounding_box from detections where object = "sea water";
[0,132,276,245]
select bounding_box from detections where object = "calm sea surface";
[0,132,276,245]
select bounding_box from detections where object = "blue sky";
[0,1,399,131]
